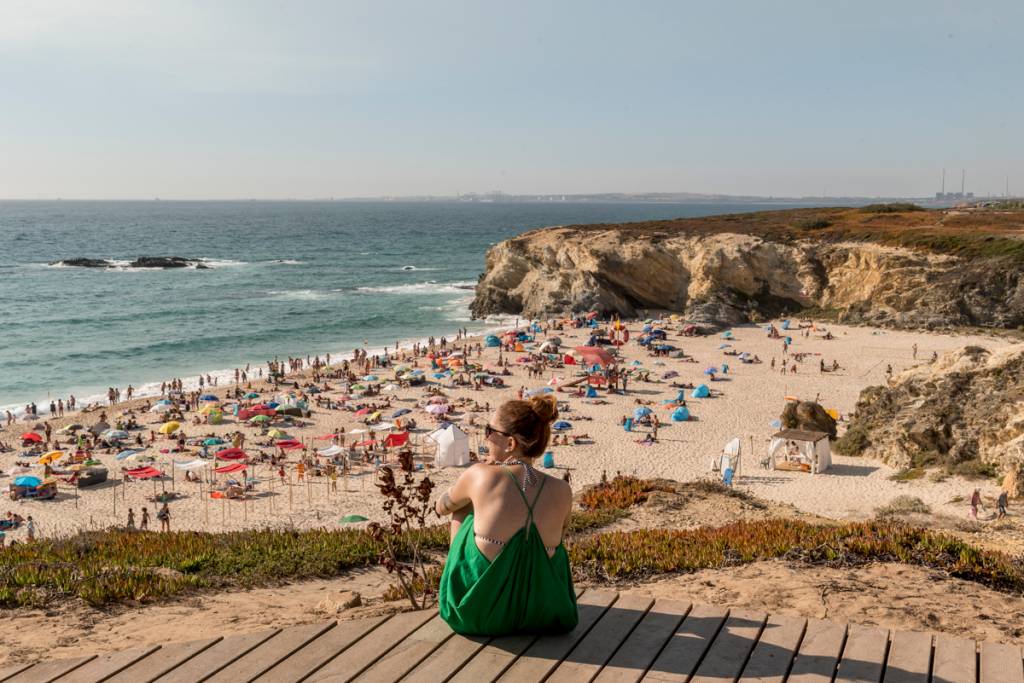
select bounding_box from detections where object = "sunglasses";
[484,424,514,440]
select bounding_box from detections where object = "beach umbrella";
[198,404,220,415]
[432,372,446,379]
[351,384,367,391]
[381,383,399,392]
[151,403,172,413]
[770,420,782,429]
[410,369,425,376]
[368,421,394,431]
[395,364,411,373]
[60,424,83,433]
[115,449,140,461]
[362,375,379,382]
[267,428,289,438]
[20,432,42,443]
[704,367,718,375]
[633,407,652,419]
[244,392,260,399]
[158,421,181,435]
[248,414,272,423]
[354,407,370,417]
[349,428,368,434]
[552,421,572,431]
[428,396,448,404]
[200,394,218,401]
[392,408,412,418]
[425,403,449,415]
[203,437,225,446]
[315,434,338,440]
[14,476,42,488]
[367,411,382,422]
[156,399,172,405]
[340,514,369,524]
[319,445,344,457]
[37,451,64,465]
[662,370,679,379]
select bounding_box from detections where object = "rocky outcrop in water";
[470,207,1024,331]
[836,345,1024,474]
[51,257,210,269]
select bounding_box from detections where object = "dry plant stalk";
[367,449,436,609]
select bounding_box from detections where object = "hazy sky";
[1,1,1020,199]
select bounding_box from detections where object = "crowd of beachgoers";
[0,316,1014,544]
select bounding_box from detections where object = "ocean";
[0,200,818,414]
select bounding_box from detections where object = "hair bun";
[528,394,558,424]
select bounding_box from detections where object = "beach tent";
[214,462,246,474]
[691,384,710,398]
[384,432,409,448]
[585,386,598,398]
[781,319,791,330]
[427,424,471,468]
[174,459,209,470]
[768,429,832,474]
[484,335,501,347]
[671,407,690,422]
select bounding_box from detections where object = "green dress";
[439,472,578,636]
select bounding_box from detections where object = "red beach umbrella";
[21,432,43,443]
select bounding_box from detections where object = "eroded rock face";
[781,401,837,439]
[470,227,1024,331]
[839,345,1024,472]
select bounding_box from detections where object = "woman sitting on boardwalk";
[436,395,578,635]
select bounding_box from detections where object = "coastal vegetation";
[4,514,1024,609]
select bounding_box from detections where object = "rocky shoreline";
[51,256,211,269]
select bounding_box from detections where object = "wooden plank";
[739,614,806,683]
[495,589,619,682]
[204,621,336,683]
[305,609,437,682]
[355,615,455,682]
[254,616,387,682]
[154,629,281,683]
[690,609,768,683]
[787,619,847,683]
[932,634,976,683]
[547,593,654,683]
[593,599,691,683]
[448,589,605,683]
[0,663,35,683]
[105,638,221,683]
[55,645,161,683]
[980,642,1024,683]
[399,632,491,683]
[882,631,932,683]
[643,604,730,683]
[7,656,95,683]
[834,624,890,683]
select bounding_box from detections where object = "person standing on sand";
[997,491,1008,519]
[912,343,918,359]
[127,508,135,530]
[970,488,982,519]
[26,516,35,542]
[140,507,150,530]
[158,503,171,532]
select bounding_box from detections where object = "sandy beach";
[0,318,1015,543]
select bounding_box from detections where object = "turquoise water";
[0,200,814,413]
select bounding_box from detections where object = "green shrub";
[859,203,926,213]
[795,218,832,230]
[834,424,870,455]
[875,495,930,517]
[949,460,998,479]
[889,468,926,482]
[579,473,674,511]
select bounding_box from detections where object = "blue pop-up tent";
[484,335,501,347]
[671,406,690,421]
[691,384,710,398]
[585,386,598,398]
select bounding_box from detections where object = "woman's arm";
[435,467,475,516]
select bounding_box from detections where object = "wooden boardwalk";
[2,590,1022,683]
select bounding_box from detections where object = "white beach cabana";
[768,428,831,474]
[426,424,471,468]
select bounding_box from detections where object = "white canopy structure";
[173,459,210,471]
[768,429,831,474]
[318,445,344,457]
[426,424,471,468]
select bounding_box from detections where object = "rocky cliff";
[470,206,1024,330]
[835,345,1024,478]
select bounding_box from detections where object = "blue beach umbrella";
[115,449,140,460]
[392,408,412,418]
[244,392,260,399]
[156,399,172,405]
[200,394,218,401]
[704,367,718,375]
[633,407,652,419]
[553,421,572,431]
[204,437,225,446]
[362,375,379,382]
[14,476,41,487]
